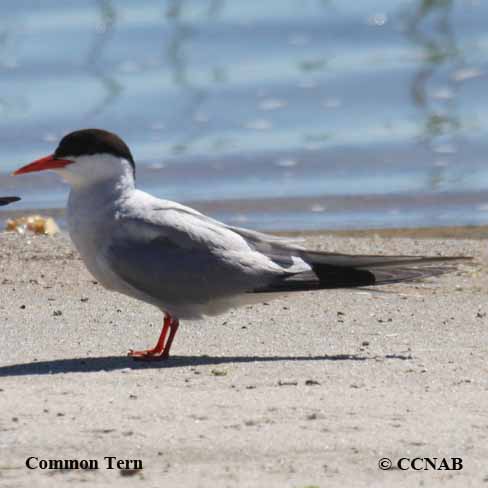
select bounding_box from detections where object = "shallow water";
[0,0,487,230]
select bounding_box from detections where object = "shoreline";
[276,224,488,239]
[1,205,488,239]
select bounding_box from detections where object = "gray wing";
[102,208,293,307]
[103,201,470,305]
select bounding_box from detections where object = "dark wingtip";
[312,262,376,288]
[0,196,20,206]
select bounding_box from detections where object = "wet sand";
[0,230,486,487]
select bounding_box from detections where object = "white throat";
[54,154,135,191]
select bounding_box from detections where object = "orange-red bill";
[13,154,73,175]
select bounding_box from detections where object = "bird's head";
[14,129,136,187]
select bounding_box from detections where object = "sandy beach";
[0,230,487,487]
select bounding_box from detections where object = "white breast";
[67,186,119,289]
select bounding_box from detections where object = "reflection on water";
[0,0,487,231]
[406,0,463,191]
[85,0,123,118]
[0,14,26,118]
[406,0,461,143]
[165,0,210,156]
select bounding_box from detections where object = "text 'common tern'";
[14,129,469,360]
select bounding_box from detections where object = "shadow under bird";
[13,129,470,360]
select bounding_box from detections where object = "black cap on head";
[54,129,135,175]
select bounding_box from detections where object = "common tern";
[14,129,468,360]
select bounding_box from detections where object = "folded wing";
[104,203,471,303]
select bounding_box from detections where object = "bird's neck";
[68,171,135,211]
[66,157,136,226]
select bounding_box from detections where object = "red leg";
[128,314,179,360]
[161,319,179,358]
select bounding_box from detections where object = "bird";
[13,128,469,360]
[0,196,20,206]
